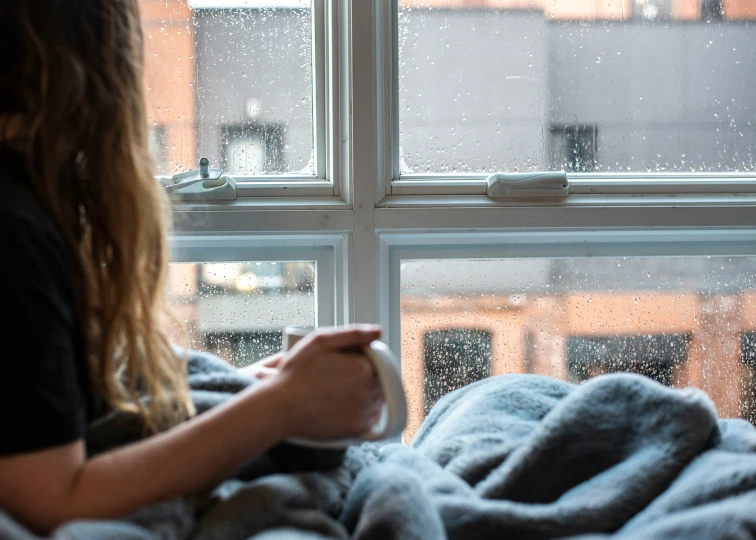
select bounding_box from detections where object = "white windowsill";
[171,196,349,212]
[170,197,353,233]
[379,193,756,209]
[391,174,756,196]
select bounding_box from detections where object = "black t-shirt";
[0,148,95,456]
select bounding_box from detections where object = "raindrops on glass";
[164,262,316,368]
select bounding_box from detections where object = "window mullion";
[349,0,387,325]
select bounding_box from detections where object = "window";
[566,334,689,386]
[740,332,756,424]
[423,329,492,414]
[633,0,673,21]
[221,124,285,175]
[165,261,315,367]
[398,252,756,437]
[701,0,724,22]
[397,0,756,176]
[550,124,598,173]
[148,125,169,174]
[140,0,319,179]
[144,0,756,443]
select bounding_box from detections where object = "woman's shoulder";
[0,149,72,263]
[0,152,78,329]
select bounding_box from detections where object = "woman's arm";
[0,378,290,534]
[0,326,383,535]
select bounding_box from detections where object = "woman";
[0,1,383,534]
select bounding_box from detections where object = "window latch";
[486,172,569,199]
[158,157,237,201]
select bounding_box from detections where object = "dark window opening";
[221,123,285,175]
[701,0,724,21]
[567,334,689,387]
[632,0,673,20]
[423,329,492,415]
[148,125,169,174]
[549,124,598,173]
[740,332,756,424]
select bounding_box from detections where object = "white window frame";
[172,0,756,359]
[377,229,756,353]
[170,234,350,327]
[380,0,756,199]
[184,0,347,199]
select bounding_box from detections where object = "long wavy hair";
[0,0,194,431]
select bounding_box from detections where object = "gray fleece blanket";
[2,350,755,540]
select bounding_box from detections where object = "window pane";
[401,257,756,439]
[398,1,756,175]
[165,261,315,367]
[140,0,314,177]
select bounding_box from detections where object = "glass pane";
[165,261,315,367]
[398,1,756,175]
[139,0,314,177]
[401,257,756,439]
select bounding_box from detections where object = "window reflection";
[402,257,756,439]
[399,1,756,174]
[165,262,315,367]
[139,1,314,176]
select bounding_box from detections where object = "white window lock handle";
[486,172,569,199]
[158,157,237,202]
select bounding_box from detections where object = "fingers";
[277,325,388,440]
[238,356,282,380]
[336,353,377,378]
[253,367,279,380]
[307,325,382,352]
[260,353,283,368]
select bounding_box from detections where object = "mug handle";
[286,341,408,449]
[359,341,408,442]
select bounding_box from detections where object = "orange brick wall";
[725,0,756,18]
[139,0,196,174]
[673,0,703,20]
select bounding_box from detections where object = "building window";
[633,0,673,21]
[740,332,756,424]
[221,124,285,176]
[148,125,169,175]
[423,329,492,415]
[164,262,315,369]
[701,0,724,21]
[549,124,598,173]
[566,334,690,387]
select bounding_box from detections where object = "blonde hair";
[0,0,194,431]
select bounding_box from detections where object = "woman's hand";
[238,353,283,381]
[274,326,385,442]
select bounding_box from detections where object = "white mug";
[282,326,408,449]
